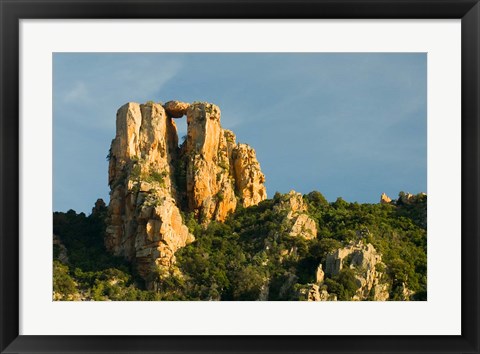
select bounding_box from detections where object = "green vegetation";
[218,161,229,170]
[225,134,234,143]
[53,191,427,301]
[53,207,162,300]
[106,148,112,162]
[145,170,168,185]
[177,191,426,301]
[130,163,142,179]
[324,269,358,300]
[53,260,77,297]
[173,157,188,209]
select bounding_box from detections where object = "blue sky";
[53,53,426,213]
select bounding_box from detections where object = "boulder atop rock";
[164,100,190,118]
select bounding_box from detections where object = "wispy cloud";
[113,59,184,100]
[55,55,185,134]
[63,81,90,103]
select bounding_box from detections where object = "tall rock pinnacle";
[105,100,267,281]
[184,102,238,222]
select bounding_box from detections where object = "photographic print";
[52,53,427,302]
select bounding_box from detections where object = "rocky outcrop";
[296,262,335,301]
[398,192,426,205]
[380,192,392,204]
[399,282,414,300]
[53,234,69,264]
[298,284,337,301]
[274,190,307,214]
[105,100,267,281]
[106,102,192,279]
[258,282,270,301]
[289,214,317,239]
[305,240,390,301]
[182,102,267,219]
[315,264,325,284]
[184,103,238,222]
[232,144,267,207]
[325,241,389,301]
[400,192,415,204]
[274,190,317,239]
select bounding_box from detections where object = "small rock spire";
[380,192,392,204]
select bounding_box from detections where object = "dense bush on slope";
[53,191,427,301]
[53,206,162,300]
[176,191,426,300]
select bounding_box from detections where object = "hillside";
[53,100,427,301]
[53,190,426,301]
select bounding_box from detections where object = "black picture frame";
[1,0,479,353]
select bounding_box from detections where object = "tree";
[53,260,77,298]
[231,266,266,300]
[305,191,329,208]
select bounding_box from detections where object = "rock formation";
[325,241,389,301]
[398,192,426,205]
[164,100,190,118]
[298,263,337,301]
[298,284,337,301]
[184,103,237,222]
[380,192,392,204]
[105,100,267,281]
[400,282,415,301]
[274,190,317,239]
[296,261,336,301]
[315,264,325,284]
[53,234,69,264]
[232,144,267,207]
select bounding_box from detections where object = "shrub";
[305,191,329,208]
[147,170,168,185]
[53,260,77,298]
